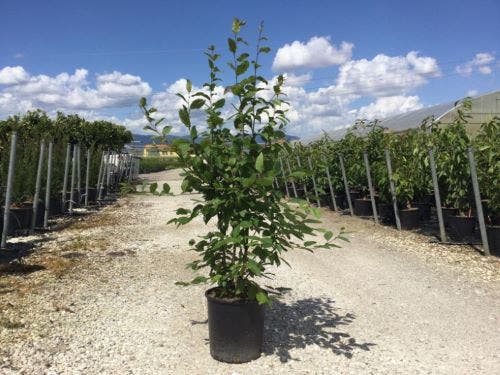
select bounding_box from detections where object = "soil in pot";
[413,202,431,221]
[448,215,476,238]
[354,198,373,217]
[399,207,420,230]
[378,203,395,225]
[486,225,500,256]
[206,288,264,363]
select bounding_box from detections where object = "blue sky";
[0,0,498,137]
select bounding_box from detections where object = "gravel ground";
[1,169,499,374]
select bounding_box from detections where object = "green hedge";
[0,110,133,205]
[139,157,183,174]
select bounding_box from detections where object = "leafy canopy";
[140,19,345,304]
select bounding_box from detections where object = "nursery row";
[278,110,499,256]
[0,110,139,247]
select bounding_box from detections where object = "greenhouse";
[313,90,500,141]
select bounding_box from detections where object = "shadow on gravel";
[263,289,375,362]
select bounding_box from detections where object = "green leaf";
[324,231,333,241]
[214,98,225,109]
[181,178,191,192]
[179,107,191,127]
[255,152,264,173]
[162,183,170,194]
[242,174,256,187]
[186,79,192,93]
[149,182,158,193]
[255,290,269,305]
[236,61,249,75]
[190,98,205,110]
[247,259,261,275]
[139,97,147,107]
[228,38,237,53]
[162,125,172,137]
[190,126,198,140]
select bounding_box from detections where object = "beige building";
[142,144,177,158]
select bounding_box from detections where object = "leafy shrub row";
[0,110,132,205]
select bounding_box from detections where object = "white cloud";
[282,72,312,86]
[334,52,440,97]
[478,65,492,75]
[0,66,29,85]
[0,49,440,139]
[467,89,478,97]
[0,66,151,115]
[272,36,353,71]
[357,95,423,119]
[456,52,495,76]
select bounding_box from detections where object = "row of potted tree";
[0,110,132,234]
[286,109,499,255]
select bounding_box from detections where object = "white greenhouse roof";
[304,90,500,142]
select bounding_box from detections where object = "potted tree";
[434,101,475,238]
[390,133,420,230]
[475,116,500,255]
[140,19,345,363]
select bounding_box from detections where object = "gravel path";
[1,169,499,374]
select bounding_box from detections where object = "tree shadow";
[263,289,375,362]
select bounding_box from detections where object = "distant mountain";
[131,133,299,145]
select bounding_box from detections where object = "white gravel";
[1,169,499,374]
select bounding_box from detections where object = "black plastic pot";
[413,202,431,221]
[399,208,420,230]
[448,215,475,238]
[206,288,264,363]
[349,191,361,201]
[486,225,500,257]
[3,205,32,234]
[441,207,459,226]
[333,194,347,210]
[319,194,331,207]
[295,187,305,199]
[354,198,373,217]
[49,196,64,216]
[378,203,395,224]
[83,187,97,203]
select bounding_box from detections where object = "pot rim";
[205,287,260,306]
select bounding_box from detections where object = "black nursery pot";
[84,187,97,203]
[441,207,458,226]
[486,225,500,257]
[378,203,395,224]
[413,202,431,221]
[354,198,373,217]
[206,288,264,363]
[333,194,347,210]
[349,191,361,201]
[3,205,32,234]
[319,194,331,207]
[448,215,476,238]
[295,187,305,198]
[399,207,420,230]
